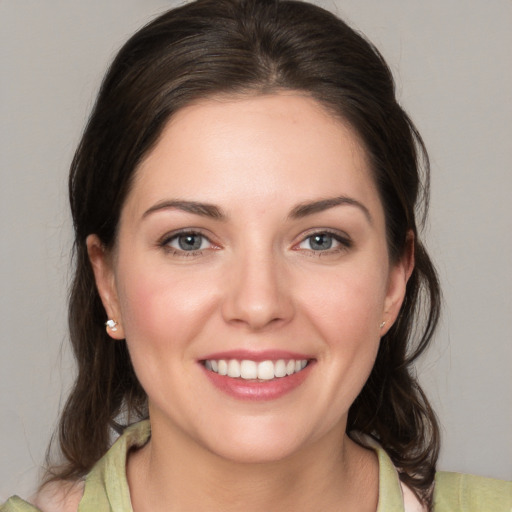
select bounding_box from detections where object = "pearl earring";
[379,321,386,329]
[105,319,119,332]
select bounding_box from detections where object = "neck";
[127,417,379,512]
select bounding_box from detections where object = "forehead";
[127,93,381,220]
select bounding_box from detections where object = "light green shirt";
[2,421,510,511]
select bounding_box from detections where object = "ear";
[381,231,415,334]
[86,234,125,340]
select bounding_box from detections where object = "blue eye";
[298,232,350,252]
[308,233,334,250]
[166,232,210,252]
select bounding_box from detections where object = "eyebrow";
[142,195,372,223]
[289,196,372,223]
[142,200,227,220]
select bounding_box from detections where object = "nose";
[221,249,294,331]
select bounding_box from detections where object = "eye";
[165,232,212,252]
[297,231,351,252]
[301,233,335,251]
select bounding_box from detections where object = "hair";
[47,0,441,508]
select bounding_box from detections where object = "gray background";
[1,0,511,501]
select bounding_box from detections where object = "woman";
[1,0,510,511]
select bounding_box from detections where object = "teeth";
[204,358,309,380]
[227,359,241,378]
[274,359,286,378]
[257,360,274,380]
[240,360,257,379]
[218,359,228,376]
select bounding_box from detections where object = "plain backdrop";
[1,0,511,501]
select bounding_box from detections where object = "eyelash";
[158,229,352,257]
[159,230,215,257]
[295,230,352,256]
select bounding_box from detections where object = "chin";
[197,415,326,465]
[209,436,305,465]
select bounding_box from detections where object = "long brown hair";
[47,0,441,507]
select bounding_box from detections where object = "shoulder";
[434,471,512,511]
[1,496,40,512]
[30,480,84,512]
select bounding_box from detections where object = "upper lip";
[200,349,314,362]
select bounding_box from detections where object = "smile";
[204,359,309,380]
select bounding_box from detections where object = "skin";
[87,93,413,512]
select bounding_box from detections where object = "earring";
[379,321,386,329]
[105,319,119,332]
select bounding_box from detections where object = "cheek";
[115,259,220,354]
[296,257,388,399]
[299,258,389,337]
[114,262,223,412]
[312,272,383,376]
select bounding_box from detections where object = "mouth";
[199,350,315,400]
[202,358,310,381]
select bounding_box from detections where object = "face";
[89,93,411,463]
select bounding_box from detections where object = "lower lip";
[201,363,313,401]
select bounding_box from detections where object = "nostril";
[220,258,294,329]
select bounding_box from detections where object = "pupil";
[311,234,332,250]
[178,234,201,251]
